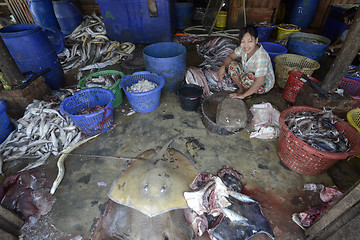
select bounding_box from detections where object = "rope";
[183,25,240,40]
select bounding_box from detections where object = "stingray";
[108,137,199,218]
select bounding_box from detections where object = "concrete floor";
[11,40,360,239]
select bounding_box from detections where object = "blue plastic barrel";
[0,101,13,144]
[176,2,193,29]
[288,0,319,29]
[287,32,330,62]
[0,24,64,90]
[96,0,175,44]
[28,0,60,30]
[261,42,288,68]
[53,0,83,36]
[257,25,275,42]
[143,42,186,93]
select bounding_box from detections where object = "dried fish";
[126,80,158,93]
[0,98,83,173]
[58,13,135,80]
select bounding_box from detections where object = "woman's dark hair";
[239,25,258,41]
[344,6,358,21]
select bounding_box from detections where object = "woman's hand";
[229,92,247,99]
[217,66,226,81]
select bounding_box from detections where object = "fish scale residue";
[285,110,350,153]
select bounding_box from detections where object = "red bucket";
[282,71,318,103]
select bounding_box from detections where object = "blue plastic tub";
[119,71,165,113]
[289,0,319,29]
[53,0,83,36]
[143,42,186,93]
[257,25,275,42]
[60,88,115,135]
[0,101,13,144]
[261,42,288,68]
[96,0,175,44]
[287,32,330,62]
[176,2,193,29]
[0,24,64,90]
[28,0,60,30]
[345,65,360,82]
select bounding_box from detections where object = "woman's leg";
[228,61,246,93]
[230,76,245,93]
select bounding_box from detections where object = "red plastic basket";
[277,106,360,175]
[339,77,360,96]
[282,71,319,103]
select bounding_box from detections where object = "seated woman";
[217,25,275,99]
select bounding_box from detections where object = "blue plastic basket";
[60,88,115,135]
[345,65,360,82]
[261,42,288,68]
[0,100,13,143]
[256,25,275,42]
[119,71,165,113]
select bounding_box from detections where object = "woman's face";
[240,32,258,56]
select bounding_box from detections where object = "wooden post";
[0,36,24,87]
[322,7,360,92]
[228,0,244,29]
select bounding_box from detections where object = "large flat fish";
[216,97,250,132]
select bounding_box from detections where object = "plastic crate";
[60,88,115,135]
[339,77,360,96]
[78,70,124,108]
[119,71,165,113]
[277,106,360,175]
[274,54,320,89]
[0,100,14,143]
[282,71,319,103]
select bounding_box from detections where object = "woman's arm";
[229,76,265,99]
[217,51,238,81]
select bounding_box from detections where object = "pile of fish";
[185,37,237,96]
[254,22,274,28]
[184,166,274,240]
[278,23,300,30]
[58,13,135,80]
[294,37,325,45]
[126,79,158,93]
[84,73,122,88]
[77,105,106,115]
[0,99,82,174]
[285,110,350,153]
[346,65,360,78]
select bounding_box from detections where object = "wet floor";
[4,40,360,239]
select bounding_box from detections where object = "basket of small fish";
[277,24,301,40]
[255,22,275,42]
[119,71,165,113]
[277,106,360,175]
[274,54,320,89]
[78,70,124,108]
[60,88,115,136]
[338,65,360,96]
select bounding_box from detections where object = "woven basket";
[60,88,115,136]
[277,106,360,175]
[78,70,124,108]
[274,54,320,89]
